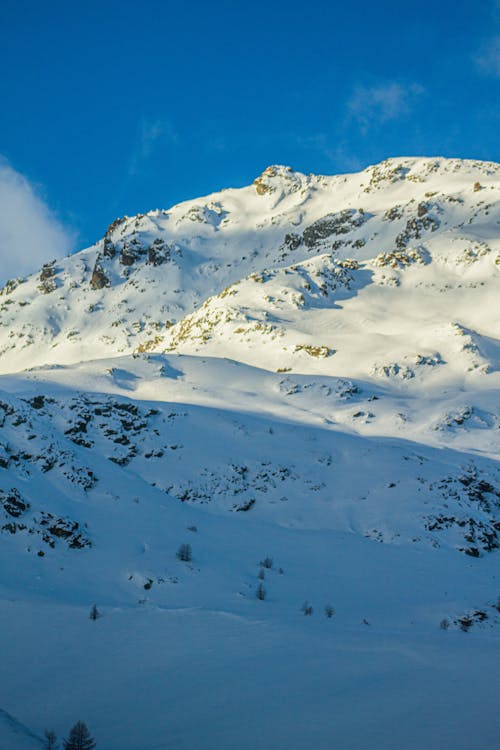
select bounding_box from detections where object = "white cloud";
[475,35,500,77]
[295,133,364,171]
[128,117,179,176]
[0,159,75,285]
[347,82,425,132]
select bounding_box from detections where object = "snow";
[0,157,498,749]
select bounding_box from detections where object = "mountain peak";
[0,155,499,750]
[0,155,498,380]
[253,164,306,195]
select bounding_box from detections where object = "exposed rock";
[90,260,110,290]
[303,210,367,248]
[294,344,334,358]
[103,237,116,258]
[373,248,427,268]
[39,261,56,282]
[38,262,57,294]
[148,239,172,266]
[119,247,135,266]
[395,215,440,248]
[0,488,29,518]
[253,165,302,196]
[0,277,25,297]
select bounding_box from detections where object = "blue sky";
[0,0,499,277]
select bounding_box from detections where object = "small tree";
[44,729,58,750]
[63,721,96,750]
[257,567,265,580]
[324,604,335,619]
[301,601,313,616]
[177,543,192,562]
[256,583,266,600]
[260,557,273,569]
[89,605,100,621]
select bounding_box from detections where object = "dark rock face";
[0,488,29,518]
[283,233,302,252]
[101,216,126,258]
[39,262,56,281]
[39,513,91,548]
[119,238,147,267]
[119,249,135,266]
[28,395,46,410]
[103,237,116,258]
[90,261,110,290]
[303,210,367,248]
[148,239,171,266]
[38,261,57,294]
[105,217,125,235]
[395,214,440,248]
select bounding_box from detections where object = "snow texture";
[0,157,499,750]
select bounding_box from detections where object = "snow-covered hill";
[1,158,498,371]
[0,157,499,750]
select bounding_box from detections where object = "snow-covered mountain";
[0,157,499,750]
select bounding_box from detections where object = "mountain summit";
[1,157,498,376]
[0,157,499,750]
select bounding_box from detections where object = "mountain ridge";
[0,156,499,750]
[1,155,498,372]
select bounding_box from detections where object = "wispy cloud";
[475,35,500,77]
[295,133,363,172]
[128,117,179,176]
[0,158,76,285]
[473,1,500,78]
[347,82,425,133]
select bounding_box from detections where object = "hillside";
[0,157,499,750]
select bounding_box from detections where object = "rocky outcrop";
[38,261,57,294]
[90,259,110,289]
[148,239,172,266]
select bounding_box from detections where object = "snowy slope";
[0,709,42,750]
[1,158,498,372]
[0,157,499,750]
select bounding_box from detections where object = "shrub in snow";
[324,604,335,619]
[440,618,450,630]
[177,543,192,562]
[301,601,313,616]
[260,557,273,569]
[256,583,266,600]
[89,604,100,621]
